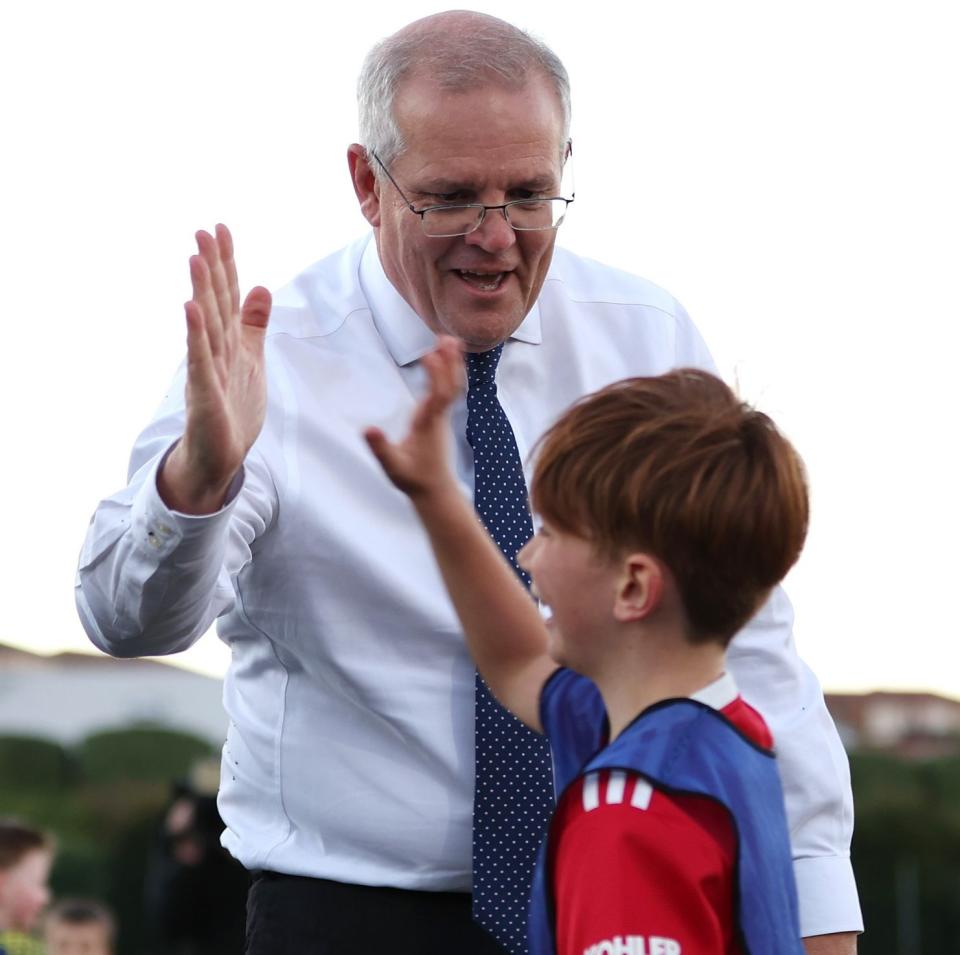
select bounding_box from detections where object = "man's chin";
[438,305,527,351]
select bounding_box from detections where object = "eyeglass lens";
[421,199,568,236]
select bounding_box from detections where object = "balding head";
[358,10,571,167]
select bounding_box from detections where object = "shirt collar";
[689,671,739,711]
[358,234,543,367]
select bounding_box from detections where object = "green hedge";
[0,735,76,788]
[851,752,960,954]
[77,726,215,784]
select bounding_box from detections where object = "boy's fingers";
[364,427,390,466]
[420,352,451,417]
[364,427,409,487]
[437,336,465,393]
[423,345,462,410]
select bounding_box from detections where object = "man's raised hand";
[365,336,464,501]
[158,224,272,515]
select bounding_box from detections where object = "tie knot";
[464,344,505,390]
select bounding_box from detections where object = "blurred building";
[0,644,226,745]
[826,690,960,758]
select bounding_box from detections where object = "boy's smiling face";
[518,522,621,671]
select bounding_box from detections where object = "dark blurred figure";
[144,777,248,955]
[43,899,115,955]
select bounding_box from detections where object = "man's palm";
[159,224,271,514]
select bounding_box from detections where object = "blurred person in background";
[0,820,54,955]
[43,899,115,955]
[143,776,247,955]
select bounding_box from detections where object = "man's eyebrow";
[512,175,559,192]
[414,174,560,194]
[413,178,480,193]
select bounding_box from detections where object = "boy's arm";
[804,935,858,955]
[365,338,558,732]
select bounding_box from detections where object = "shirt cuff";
[794,855,864,937]
[130,444,244,561]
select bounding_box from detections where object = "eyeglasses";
[370,151,574,238]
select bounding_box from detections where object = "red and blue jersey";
[529,671,803,955]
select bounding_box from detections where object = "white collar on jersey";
[689,671,739,711]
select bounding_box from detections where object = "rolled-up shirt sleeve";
[728,586,863,936]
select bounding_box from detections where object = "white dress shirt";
[76,234,862,935]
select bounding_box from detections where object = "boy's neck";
[591,629,728,739]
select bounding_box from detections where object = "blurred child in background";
[43,899,115,955]
[0,820,54,955]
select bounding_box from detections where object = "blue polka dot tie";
[465,344,555,954]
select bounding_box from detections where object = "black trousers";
[246,871,508,954]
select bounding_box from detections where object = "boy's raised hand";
[367,334,554,730]
[365,336,465,499]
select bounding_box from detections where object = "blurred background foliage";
[3,731,960,953]
[850,751,960,954]
[0,727,224,955]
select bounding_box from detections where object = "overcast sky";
[3,0,958,696]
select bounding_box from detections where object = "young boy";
[366,338,807,955]
[0,820,54,950]
[43,899,115,955]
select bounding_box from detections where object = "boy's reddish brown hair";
[531,369,809,644]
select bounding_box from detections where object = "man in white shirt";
[76,10,862,955]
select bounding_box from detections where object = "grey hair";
[357,12,571,170]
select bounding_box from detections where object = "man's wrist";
[157,443,239,516]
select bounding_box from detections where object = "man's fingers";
[184,300,215,385]
[196,229,234,342]
[215,223,241,315]
[241,286,272,331]
[189,254,225,359]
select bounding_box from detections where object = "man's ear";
[613,552,664,623]
[347,144,381,227]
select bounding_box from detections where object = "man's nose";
[465,207,517,254]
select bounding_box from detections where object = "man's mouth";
[455,269,507,291]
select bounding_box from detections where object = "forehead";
[391,72,565,184]
[46,922,109,955]
[10,847,52,882]
[48,921,108,940]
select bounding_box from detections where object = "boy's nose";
[518,536,536,570]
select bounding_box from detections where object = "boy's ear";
[613,552,665,622]
[347,144,382,227]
